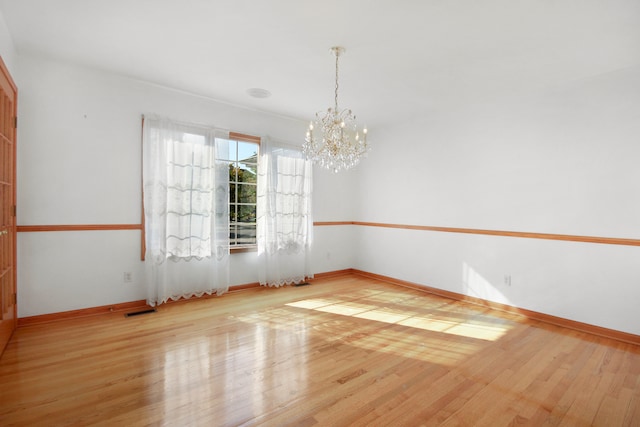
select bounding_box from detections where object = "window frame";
[225,132,260,253]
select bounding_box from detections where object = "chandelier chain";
[334,50,340,111]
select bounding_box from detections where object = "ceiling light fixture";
[303,46,369,173]
[246,88,271,98]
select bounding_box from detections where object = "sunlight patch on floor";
[398,315,509,341]
[224,285,520,366]
[286,298,511,342]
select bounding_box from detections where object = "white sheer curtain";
[142,116,230,306]
[257,137,313,287]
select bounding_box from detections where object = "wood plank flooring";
[1,273,639,426]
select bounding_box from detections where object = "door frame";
[0,54,17,356]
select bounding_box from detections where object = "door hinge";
[11,205,16,217]
[13,293,17,305]
[14,116,17,129]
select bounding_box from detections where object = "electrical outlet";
[504,274,512,286]
[123,272,133,283]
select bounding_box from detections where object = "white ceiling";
[1,0,639,129]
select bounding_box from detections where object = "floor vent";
[294,282,311,287]
[125,308,157,317]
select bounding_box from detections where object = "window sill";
[230,246,257,254]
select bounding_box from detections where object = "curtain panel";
[142,116,230,306]
[257,137,313,286]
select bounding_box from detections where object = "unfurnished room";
[0,1,639,426]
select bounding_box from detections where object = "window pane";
[235,223,256,246]
[238,163,257,183]
[214,138,235,161]
[229,182,237,204]
[237,204,256,223]
[238,141,258,163]
[237,184,256,204]
[228,162,238,183]
[229,204,237,222]
[229,223,238,242]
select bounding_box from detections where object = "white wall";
[16,53,354,317]
[0,8,16,75]
[352,65,640,335]
[310,166,357,273]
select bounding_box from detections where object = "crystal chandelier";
[303,46,369,173]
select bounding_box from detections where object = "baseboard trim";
[311,269,355,280]
[16,282,266,326]
[18,300,150,327]
[351,269,640,346]
[227,282,261,292]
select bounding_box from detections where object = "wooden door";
[0,56,17,356]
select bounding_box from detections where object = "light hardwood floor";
[1,273,639,426]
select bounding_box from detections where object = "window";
[215,132,260,248]
[142,117,259,263]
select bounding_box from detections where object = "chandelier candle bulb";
[303,46,370,173]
